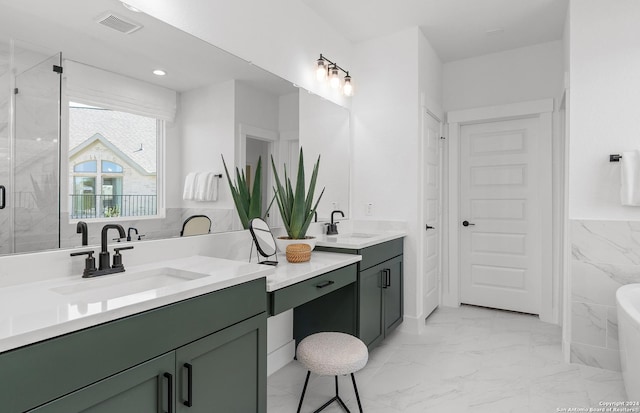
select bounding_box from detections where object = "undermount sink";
[343,233,377,239]
[51,267,209,300]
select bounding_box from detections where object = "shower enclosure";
[0,39,61,254]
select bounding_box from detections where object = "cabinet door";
[383,255,404,334]
[29,352,175,413]
[176,314,267,413]
[358,262,384,347]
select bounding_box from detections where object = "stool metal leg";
[351,373,363,413]
[297,371,311,413]
[300,373,361,413]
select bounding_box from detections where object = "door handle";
[382,269,390,288]
[183,363,193,407]
[163,372,174,413]
[462,220,475,227]
[0,185,5,209]
[425,225,435,230]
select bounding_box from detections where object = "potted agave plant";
[271,148,324,252]
[222,155,273,229]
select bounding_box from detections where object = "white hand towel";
[205,173,219,201]
[621,150,640,206]
[183,172,197,200]
[195,172,210,201]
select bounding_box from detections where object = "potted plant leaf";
[222,155,273,229]
[271,148,324,253]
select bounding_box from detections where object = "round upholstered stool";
[296,332,368,413]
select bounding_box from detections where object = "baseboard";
[398,314,426,335]
[267,339,296,376]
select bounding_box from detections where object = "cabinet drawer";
[360,238,403,270]
[269,264,357,316]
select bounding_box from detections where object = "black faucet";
[76,221,88,246]
[326,210,345,235]
[99,224,127,272]
[70,224,133,278]
[127,227,138,241]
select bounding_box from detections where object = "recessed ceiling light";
[153,69,166,76]
[121,2,141,12]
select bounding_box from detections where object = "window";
[68,102,160,219]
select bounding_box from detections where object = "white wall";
[235,82,280,132]
[126,0,352,108]
[352,27,442,329]
[565,0,640,371]
[443,41,564,112]
[278,92,299,142]
[568,0,640,220]
[179,80,235,210]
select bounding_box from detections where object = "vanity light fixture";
[315,54,353,96]
[152,69,166,76]
[343,74,353,97]
[316,58,327,81]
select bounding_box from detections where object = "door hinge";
[52,65,63,74]
[440,136,446,140]
[13,88,18,95]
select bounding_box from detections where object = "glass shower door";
[12,52,61,253]
[0,40,10,254]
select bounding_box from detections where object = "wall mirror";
[0,0,350,256]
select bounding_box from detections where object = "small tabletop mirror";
[248,218,278,265]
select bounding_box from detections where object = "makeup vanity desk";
[266,233,405,349]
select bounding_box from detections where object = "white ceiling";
[0,0,295,94]
[301,0,569,62]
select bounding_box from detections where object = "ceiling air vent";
[95,12,143,34]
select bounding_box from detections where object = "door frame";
[419,108,443,321]
[236,123,279,227]
[445,99,556,323]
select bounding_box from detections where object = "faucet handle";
[113,246,134,269]
[70,250,97,278]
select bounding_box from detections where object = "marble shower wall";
[570,220,640,371]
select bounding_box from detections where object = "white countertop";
[314,230,406,249]
[265,251,361,292]
[0,255,273,353]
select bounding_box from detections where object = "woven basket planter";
[286,243,311,263]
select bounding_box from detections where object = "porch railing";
[70,194,157,219]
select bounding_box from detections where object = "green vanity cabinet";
[317,237,404,349]
[29,352,177,413]
[2,278,267,413]
[176,314,266,413]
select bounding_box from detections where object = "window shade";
[64,60,177,122]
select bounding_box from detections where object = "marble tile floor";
[267,304,627,412]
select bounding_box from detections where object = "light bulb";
[316,59,327,81]
[329,66,340,89]
[343,75,353,96]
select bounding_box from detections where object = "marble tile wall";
[570,220,640,371]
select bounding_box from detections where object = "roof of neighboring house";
[68,106,157,173]
[69,133,153,176]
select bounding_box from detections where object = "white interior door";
[423,111,441,318]
[459,117,542,314]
